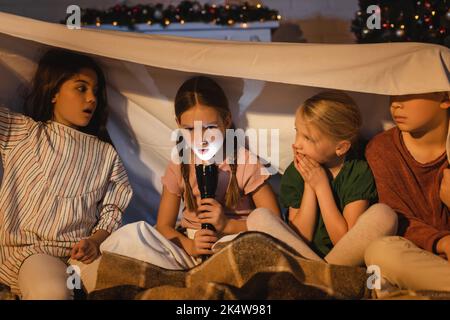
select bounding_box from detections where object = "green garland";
[73,1,281,29]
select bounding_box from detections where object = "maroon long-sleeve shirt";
[366,127,450,254]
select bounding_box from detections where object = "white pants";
[247,204,398,266]
[100,221,199,270]
[365,236,450,292]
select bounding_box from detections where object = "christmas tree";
[351,0,449,47]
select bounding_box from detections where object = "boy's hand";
[440,168,450,208]
[71,238,100,264]
[189,229,218,257]
[197,198,229,233]
[436,235,450,262]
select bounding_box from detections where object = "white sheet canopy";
[0,12,449,223]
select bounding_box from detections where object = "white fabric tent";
[0,12,449,224]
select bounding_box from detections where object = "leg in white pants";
[247,203,398,267]
[325,203,398,266]
[247,208,324,262]
[18,253,73,300]
[100,221,198,270]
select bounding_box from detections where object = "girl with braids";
[98,76,280,272]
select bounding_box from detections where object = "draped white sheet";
[0,12,449,224]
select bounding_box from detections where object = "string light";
[77,1,281,28]
[396,29,405,37]
[351,0,448,46]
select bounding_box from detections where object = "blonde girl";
[247,91,398,266]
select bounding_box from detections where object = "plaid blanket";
[1,232,449,299]
[89,232,371,300]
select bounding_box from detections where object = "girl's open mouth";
[394,116,407,123]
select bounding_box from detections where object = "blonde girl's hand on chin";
[297,154,329,192]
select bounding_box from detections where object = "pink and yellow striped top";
[0,107,133,294]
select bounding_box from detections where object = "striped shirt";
[0,107,133,294]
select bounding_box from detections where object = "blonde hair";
[298,91,362,144]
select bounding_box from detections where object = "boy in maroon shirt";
[365,92,450,292]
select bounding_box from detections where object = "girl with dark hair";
[98,76,280,272]
[24,48,110,141]
[0,48,133,299]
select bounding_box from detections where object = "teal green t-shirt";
[280,155,378,258]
